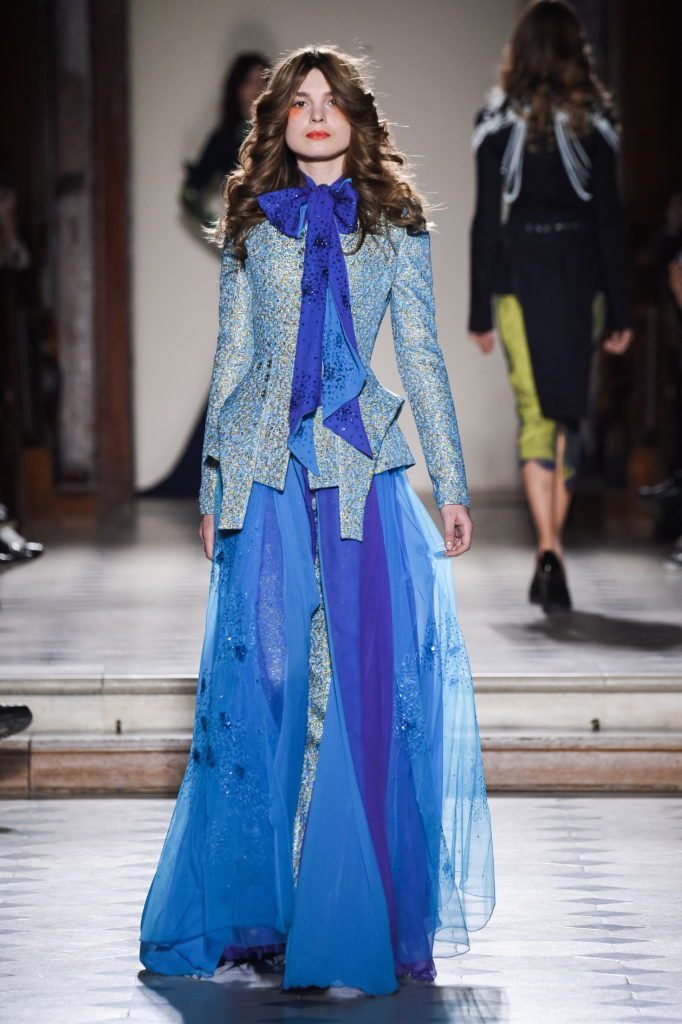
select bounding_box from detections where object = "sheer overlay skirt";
[139,462,494,994]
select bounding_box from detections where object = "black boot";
[529,551,572,613]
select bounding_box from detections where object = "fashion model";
[469,0,632,612]
[141,45,494,995]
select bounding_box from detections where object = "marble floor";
[0,493,681,681]
[1,795,681,1024]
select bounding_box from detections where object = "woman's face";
[238,65,267,120]
[284,68,351,167]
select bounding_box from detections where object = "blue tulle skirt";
[140,462,494,994]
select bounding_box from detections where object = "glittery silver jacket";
[199,220,469,540]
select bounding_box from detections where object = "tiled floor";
[0,494,681,680]
[1,795,681,1024]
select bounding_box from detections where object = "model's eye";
[328,98,338,107]
[292,99,307,108]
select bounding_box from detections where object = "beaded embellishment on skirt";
[140,461,494,994]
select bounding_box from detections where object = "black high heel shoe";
[529,551,572,613]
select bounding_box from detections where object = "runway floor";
[1,794,681,1024]
[1,495,681,1022]
[1,493,681,680]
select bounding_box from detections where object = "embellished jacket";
[199,220,468,540]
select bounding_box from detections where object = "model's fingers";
[443,514,456,553]
[480,331,495,354]
[452,514,473,555]
[604,329,633,355]
[469,331,495,354]
[603,335,623,354]
[204,534,213,561]
[441,507,473,557]
[199,518,214,561]
[618,329,634,353]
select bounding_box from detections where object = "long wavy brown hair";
[501,0,613,139]
[214,46,426,258]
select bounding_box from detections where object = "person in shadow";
[146,54,270,500]
[0,169,44,565]
[468,0,632,613]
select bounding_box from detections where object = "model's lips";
[306,131,330,140]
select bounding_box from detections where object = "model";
[140,45,494,996]
[469,0,632,612]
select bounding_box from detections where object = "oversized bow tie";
[257,175,372,474]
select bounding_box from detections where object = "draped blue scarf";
[257,174,372,474]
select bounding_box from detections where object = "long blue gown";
[140,179,495,995]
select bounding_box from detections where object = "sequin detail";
[292,548,332,878]
[200,220,469,538]
[140,465,494,985]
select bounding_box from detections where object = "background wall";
[129,0,520,495]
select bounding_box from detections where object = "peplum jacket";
[199,219,469,540]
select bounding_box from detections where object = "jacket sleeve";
[469,127,504,333]
[591,131,632,331]
[390,229,470,508]
[199,246,254,514]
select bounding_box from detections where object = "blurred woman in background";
[148,53,270,499]
[468,0,632,612]
[180,52,270,230]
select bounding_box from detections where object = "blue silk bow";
[258,174,372,474]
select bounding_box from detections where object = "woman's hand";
[602,328,633,355]
[469,330,495,354]
[440,504,473,557]
[199,514,215,561]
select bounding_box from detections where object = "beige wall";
[130,0,520,495]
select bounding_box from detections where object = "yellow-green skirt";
[495,294,603,484]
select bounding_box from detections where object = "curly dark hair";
[214,45,426,259]
[501,0,613,138]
